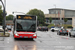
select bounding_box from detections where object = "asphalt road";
[0,29,75,50]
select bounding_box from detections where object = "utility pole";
[0,0,6,35]
[4,0,6,35]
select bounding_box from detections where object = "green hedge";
[39,24,43,26]
[67,26,73,28]
[47,24,55,28]
[62,24,72,28]
[0,32,10,37]
[47,24,72,29]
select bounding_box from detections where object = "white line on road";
[59,42,61,44]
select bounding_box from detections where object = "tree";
[27,9,45,25]
[64,18,68,24]
[49,17,52,23]
[6,14,14,20]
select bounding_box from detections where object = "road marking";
[61,37,69,40]
[59,42,61,44]
[54,46,74,49]
[65,46,74,49]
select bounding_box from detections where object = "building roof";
[48,8,75,11]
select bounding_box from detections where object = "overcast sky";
[0,0,75,15]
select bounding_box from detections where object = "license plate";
[20,36,22,38]
[30,36,32,38]
[24,36,28,38]
[63,31,66,32]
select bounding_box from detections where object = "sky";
[0,0,75,15]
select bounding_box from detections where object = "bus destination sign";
[17,15,36,20]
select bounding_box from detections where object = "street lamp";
[0,0,6,35]
[12,11,25,14]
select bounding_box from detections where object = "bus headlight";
[14,31,19,36]
[15,33,19,36]
[33,34,37,36]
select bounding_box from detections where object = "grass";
[47,24,72,29]
[47,24,55,28]
[62,24,72,28]
[0,32,10,37]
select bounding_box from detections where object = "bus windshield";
[16,19,36,32]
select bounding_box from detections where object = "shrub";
[62,24,72,28]
[47,24,55,28]
[67,26,73,28]
[39,24,43,26]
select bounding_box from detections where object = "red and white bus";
[13,15,37,39]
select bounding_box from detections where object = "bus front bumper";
[14,34,37,38]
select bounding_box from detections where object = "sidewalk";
[0,31,15,50]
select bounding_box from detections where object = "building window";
[49,10,61,14]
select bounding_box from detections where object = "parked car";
[69,28,75,37]
[37,26,48,31]
[6,25,11,30]
[42,26,48,31]
[57,28,68,35]
[51,27,61,32]
[37,26,42,31]
[0,26,8,32]
[0,26,4,32]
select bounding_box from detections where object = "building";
[6,20,13,25]
[45,8,75,25]
[72,17,75,27]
